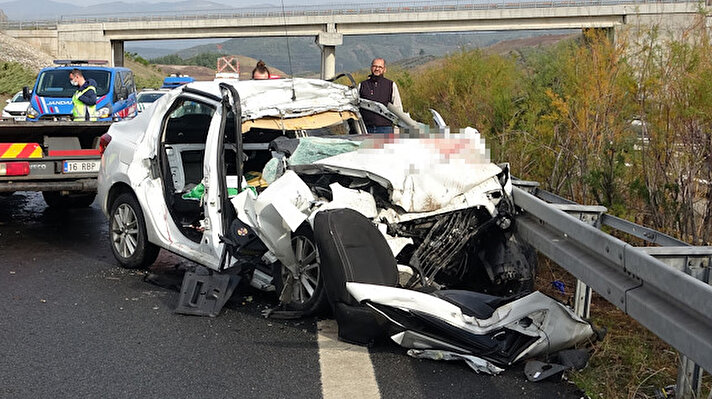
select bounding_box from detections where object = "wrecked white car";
[97,78,593,369]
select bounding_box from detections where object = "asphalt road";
[0,192,585,399]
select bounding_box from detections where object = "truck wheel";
[274,227,328,316]
[42,191,96,208]
[109,192,159,269]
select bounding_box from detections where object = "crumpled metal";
[407,349,504,375]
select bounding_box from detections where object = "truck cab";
[25,61,138,122]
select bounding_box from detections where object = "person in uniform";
[69,69,98,121]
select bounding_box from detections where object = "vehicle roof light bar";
[53,60,109,66]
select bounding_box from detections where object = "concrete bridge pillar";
[111,41,125,67]
[317,26,342,80]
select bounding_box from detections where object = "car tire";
[274,226,329,316]
[42,191,96,208]
[109,192,160,269]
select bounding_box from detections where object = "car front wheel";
[109,192,159,269]
[275,228,328,316]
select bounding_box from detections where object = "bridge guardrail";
[0,0,698,30]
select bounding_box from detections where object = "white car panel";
[2,91,29,121]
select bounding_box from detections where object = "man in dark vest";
[358,58,403,134]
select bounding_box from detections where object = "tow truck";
[0,60,138,208]
[0,121,112,207]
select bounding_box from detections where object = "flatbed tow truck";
[0,120,111,207]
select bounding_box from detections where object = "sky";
[0,0,370,5]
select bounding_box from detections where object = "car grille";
[39,114,72,121]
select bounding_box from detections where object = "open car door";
[201,84,242,271]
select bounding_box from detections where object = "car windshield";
[11,92,25,102]
[137,92,165,104]
[35,69,111,98]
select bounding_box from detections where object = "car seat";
[314,208,519,350]
[314,208,399,345]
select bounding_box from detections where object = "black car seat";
[314,208,399,345]
[314,208,518,350]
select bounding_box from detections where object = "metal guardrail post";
[637,245,711,398]
[676,252,709,399]
[573,279,592,319]
[676,358,703,399]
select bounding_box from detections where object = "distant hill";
[485,32,579,54]
[388,32,578,76]
[138,30,576,76]
[157,58,285,81]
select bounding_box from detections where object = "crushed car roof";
[184,78,361,120]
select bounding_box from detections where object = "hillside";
[158,55,286,80]
[485,32,579,54]
[0,29,576,101]
[124,56,167,90]
[0,32,54,72]
[139,30,576,76]
[396,32,579,74]
[0,32,53,101]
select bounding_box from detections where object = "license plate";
[63,160,100,173]
[15,116,26,121]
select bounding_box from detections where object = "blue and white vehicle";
[25,61,138,121]
[161,75,194,89]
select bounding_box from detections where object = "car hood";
[3,102,29,113]
[106,102,154,145]
[312,131,507,216]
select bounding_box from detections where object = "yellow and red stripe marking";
[0,143,43,159]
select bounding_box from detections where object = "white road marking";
[317,319,381,399]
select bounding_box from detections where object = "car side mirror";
[22,86,30,100]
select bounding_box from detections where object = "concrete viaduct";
[1,1,706,79]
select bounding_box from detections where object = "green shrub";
[0,62,36,95]
[149,52,222,69]
[134,74,163,91]
[125,52,151,66]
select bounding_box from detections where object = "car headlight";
[98,107,111,119]
[26,105,38,119]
